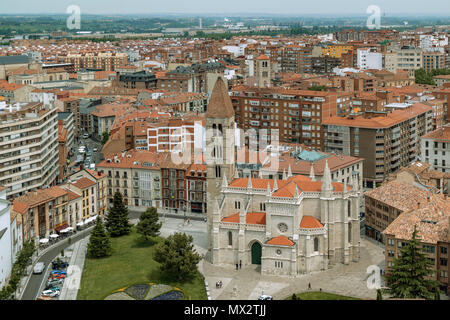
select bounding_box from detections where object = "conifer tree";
[386,225,439,299]
[105,191,131,237]
[136,207,162,241]
[154,233,201,280]
[87,216,112,258]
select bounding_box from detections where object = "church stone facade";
[205,78,361,276]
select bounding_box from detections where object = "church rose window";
[278,223,288,233]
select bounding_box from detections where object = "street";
[21,228,93,300]
[67,136,103,175]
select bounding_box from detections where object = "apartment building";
[383,194,450,294]
[423,51,445,72]
[420,125,450,173]
[115,70,157,90]
[0,187,11,289]
[67,178,97,222]
[186,162,207,214]
[68,168,108,217]
[280,45,313,74]
[322,103,434,187]
[230,86,352,150]
[161,157,190,211]
[0,102,59,200]
[57,112,75,153]
[393,46,423,77]
[12,186,68,242]
[433,87,450,122]
[65,52,128,72]
[357,48,382,70]
[97,150,163,209]
[56,97,81,138]
[364,180,430,243]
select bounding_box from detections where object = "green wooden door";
[251,242,262,265]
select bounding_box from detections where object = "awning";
[49,234,59,239]
[55,223,69,232]
[39,238,49,244]
[77,221,85,226]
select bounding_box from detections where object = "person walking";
[235,263,239,270]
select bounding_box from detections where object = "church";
[205,78,361,276]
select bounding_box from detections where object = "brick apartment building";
[230,86,352,150]
[322,103,434,187]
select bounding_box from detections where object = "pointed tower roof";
[309,162,316,181]
[247,175,252,189]
[282,168,287,180]
[321,160,333,193]
[273,175,278,190]
[287,164,292,178]
[205,78,234,118]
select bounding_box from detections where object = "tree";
[154,233,201,280]
[136,207,162,241]
[105,191,132,237]
[386,225,439,300]
[101,131,109,145]
[87,216,112,258]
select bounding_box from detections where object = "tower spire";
[309,162,315,181]
[247,175,252,189]
[282,168,287,180]
[222,173,228,188]
[287,164,292,178]
[321,160,333,196]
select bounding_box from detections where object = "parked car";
[42,289,60,297]
[93,148,98,152]
[33,262,45,274]
[83,133,89,139]
[258,295,273,300]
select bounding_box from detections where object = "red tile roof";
[221,212,266,225]
[300,216,323,229]
[267,236,294,246]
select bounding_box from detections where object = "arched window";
[348,200,351,217]
[212,123,217,136]
[218,124,223,135]
[314,237,319,252]
[215,165,221,178]
[228,231,232,246]
[348,223,352,242]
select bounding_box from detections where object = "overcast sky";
[1,0,449,15]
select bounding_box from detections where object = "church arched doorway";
[251,242,262,265]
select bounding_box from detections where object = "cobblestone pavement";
[201,238,385,300]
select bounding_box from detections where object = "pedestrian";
[320,288,322,292]
[235,263,238,270]
[308,283,311,290]
[239,260,242,269]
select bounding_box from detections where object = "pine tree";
[87,216,112,258]
[136,207,162,241]
[386,225,439,300]
[154,233,201,280]
[105,191,131,237]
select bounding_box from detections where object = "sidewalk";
[59,236,90,300]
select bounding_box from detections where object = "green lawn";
[77,228,207,300]
[287,291,360,300]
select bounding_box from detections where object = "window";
[440,258,448,266]
[235,201,241,210]
[348,200,351,217]
[215,165,221,178]
[314,237,319,252]
[228,231,232,246]
[275,261,283,268]
[348,223,352,242]
[441,247,448,255]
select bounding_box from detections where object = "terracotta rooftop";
[266,235,294,246]
[300,216,324,229]
[72,177,97,189]
[422,124,450,142]
[383,195,450,244]
[322,103,432,129]
[221,212,266,225]
[364,181,429,212]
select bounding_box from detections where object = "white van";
[33,262,45,274]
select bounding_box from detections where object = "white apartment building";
[0,101,59,200]
[420,124,450,173]
[357,48,382,70]
[0,187,12,289]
